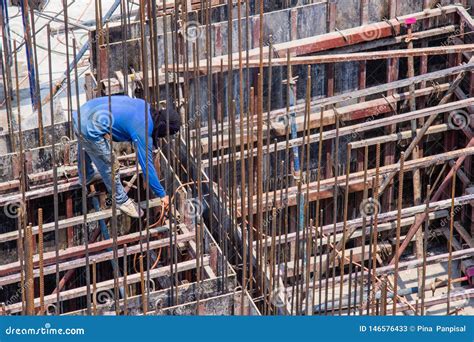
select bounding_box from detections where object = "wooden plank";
[257,211,449,249]
[304,248,474,292]
[206,98,474,166]
[385,289,474,314]
[0,223,173,276]
[0,232,195,286]
[189,5,458,68]
[200,62,474,154]
[457,6,474,31]
[183,45,474,72]
[350,124,449,149]
[199,82,450,151]
[4,257,210,314]
[0,198,163,244]
[240,147,474,212]
[65,275,237,316]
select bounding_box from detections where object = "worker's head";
[151,100,181,146]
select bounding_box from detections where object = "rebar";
[0,0,472,318]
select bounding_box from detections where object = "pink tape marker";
[405,17,417,25]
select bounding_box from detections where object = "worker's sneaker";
[119,199,144,218]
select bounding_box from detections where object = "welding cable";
[148,202,167,229]
[140,181,214,272]
[133,189,169,271]
[168,180,266,238]
[133,247,162,273]
[169,180,210,204]
[151,247,162,269]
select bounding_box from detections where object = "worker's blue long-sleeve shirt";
[72,96,166,198]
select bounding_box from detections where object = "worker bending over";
[73,95,181,218]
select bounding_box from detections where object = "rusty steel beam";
[182,5,459,72]
[238,147,474,213]
[183,45,474,72]
[0,223,170,276]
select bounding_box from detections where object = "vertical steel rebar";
[13,39,26,316]
[339,144,351,315]
[447,170,457,313]
[38,209,44,315]
[92,260,97,315]
[392,152,405,315]
[46,24,61,315]
[420,185,431,316]
[25,224,34,315]
[370,143,381,315]
[72,37,92,315]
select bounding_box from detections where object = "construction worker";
[72,96,181,218]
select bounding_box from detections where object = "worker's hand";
[161,195,170,209]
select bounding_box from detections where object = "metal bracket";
[383,17,397,36]
[335,27,349,43]
[381,94,398,115]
